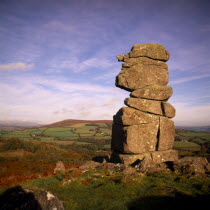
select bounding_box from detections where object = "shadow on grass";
[127,194,210,210]
[0,186,42,210]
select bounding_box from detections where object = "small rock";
[137,157,156,173]
[123,166,136,175]
[205,163,210,173]
[100,163,125,172]
[79,161,101,171]
[54,161,65,174]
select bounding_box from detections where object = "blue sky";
[0,0,210,126]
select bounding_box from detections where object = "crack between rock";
[155,117,161,151]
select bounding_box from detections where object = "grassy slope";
[21,169,210,210]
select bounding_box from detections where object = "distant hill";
[176,126,210,133]
[44,119,113,127]
[0,120,42,128]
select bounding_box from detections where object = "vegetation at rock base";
[19,169,210,210]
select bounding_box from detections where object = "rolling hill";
[44,119,112,128]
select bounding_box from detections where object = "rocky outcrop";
[111,43,177,165]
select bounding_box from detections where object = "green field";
[173,141,200,148]
[1,123,210,160]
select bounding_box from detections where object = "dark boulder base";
[0,186,64,210]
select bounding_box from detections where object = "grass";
[80,126,97,130]
[42,140,76,145]
[44,127,71,132]
[173,141,200,148]
[75,142,92,145]
[20,169,210,210]
[44,131,78,137]
[178,132,210,137]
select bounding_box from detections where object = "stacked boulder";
[111,43,178,165]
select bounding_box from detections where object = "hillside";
[176,126,210,133]
[44,119,112,128]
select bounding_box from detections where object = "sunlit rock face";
[111,43,177,163]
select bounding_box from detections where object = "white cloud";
[0,74,128,123]
[50,56,115,73]
[1,73,210,126]
[0,62,34,71]
[170,73,210,85]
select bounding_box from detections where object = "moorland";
[0,119,210,209]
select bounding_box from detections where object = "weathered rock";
[129,43,170,61]
[122,166,137,175]
[54,161,66,174]
[173,157,209,176]
[176,163,205,176]
[79,161,101,170]
[151,150,178,164]
[116,61,168,91]
[130,85,173,101]
[137,157,156,173]
[116,66,168,91]
[111,121,159,154]
[112,150,178,166]
[111,124,126,153]
[157,117,175,150]
[111,152,152,165]
[99,162,125,172]
[0,186,64,210]
[113,107,159,125]
[205,163,210,173]
[138,161,173,174]
[30,189,65,210]
[125,97,163,115]
[111,43,177,170]
[122,56,168,68]
[174,157,208,167]
[162,102,176,118]
[125,97,175,118]
[116,54,124,61]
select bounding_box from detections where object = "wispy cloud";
[49,56,115,73]
[0,74,127,123]
[0,62,34,71]
[170,73,210,85]
[44,20,75,32]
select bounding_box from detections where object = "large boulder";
[129,43,170,61]
[162,102,176,118]
[157,117,175,151]
[113,107,159,125]
[151,150,178,164]
[0,186,64,210]
[122,56,168,68]
[130,85,173,101]
[111,121,159,154]
[112,150,178,165]
[173,157,209,176]
[125,97,163,115]
[116,60,168,91]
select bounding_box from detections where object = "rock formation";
[111,43,178,165]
